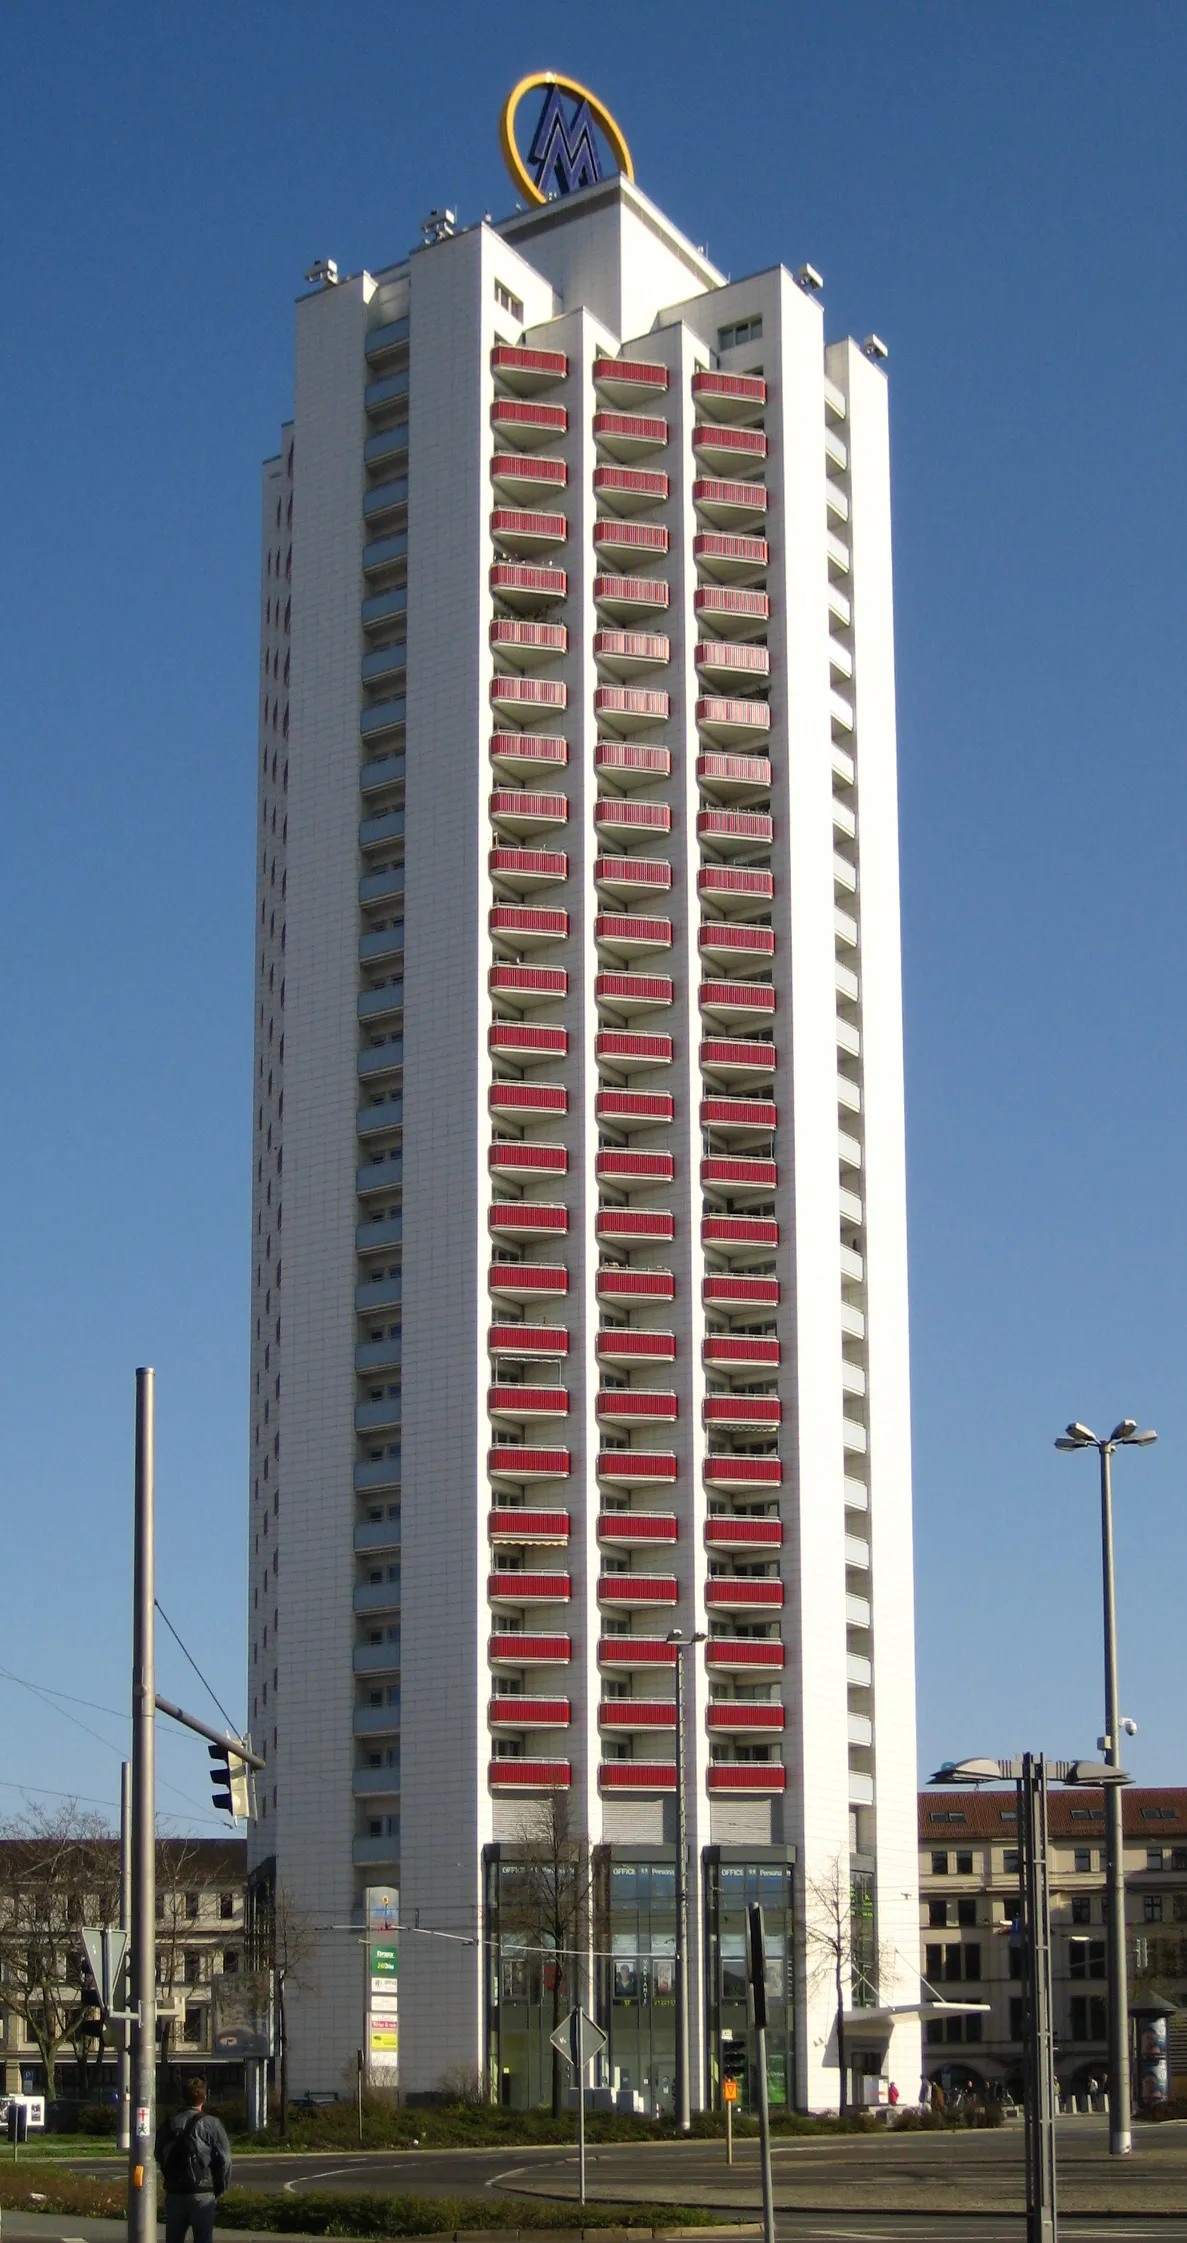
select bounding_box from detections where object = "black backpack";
[163,2113,209,2193]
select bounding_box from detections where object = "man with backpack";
[154,2076,233,2243]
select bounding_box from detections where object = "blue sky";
[1,2,1184,1832]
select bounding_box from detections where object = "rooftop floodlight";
[1067,1422,1097,1444]
[304,258,340,287]
[1055,1437,1081,1451]
[862,333,888,361]
[1128,1428,1158,1446]
[796,262,823,292]
[1110,1420,1138,1442]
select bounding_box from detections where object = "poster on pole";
[212,1969,275,2058]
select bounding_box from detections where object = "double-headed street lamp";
[668,1627,706,2132]
[1055,1418,1156,2155]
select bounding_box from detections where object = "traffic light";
[208,1741,252,1820]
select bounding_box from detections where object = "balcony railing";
[594,573,671,616]
[488,1324,570,1359]
[490,618,568,659]
[697,865,773,912]
[593,411,669,458]
[699,982,775,1020]
[488,847,568,893]
[596,1453,678,1487]
[696,697,772,744]
[596,1386,677,1419]
[490,675,567,714]
[598,1573,678,1603]
[593,520,669,558]
[703,1334,780,1369]
[692,424,768,473]
[700,1038,777,1080]
[694,533,768,583]
[594,973,673,1014]
[491,452,568,493]
[596,1146,673,1180]
[598,1512,678,1545]
[704,1456,783,1488]
[695,585,770,632]
[593,628,671,674]
[595,685,670,730]
[595,798,671,837]
[491,399,568,446]
[593,466,669,512]
[487,1262,569,1297]
[597,1328,676,1363]
[488,1696,571,1727]
[705,1578,784,1610]
[704,1517,784,1551]
[488,1023,567,1060]
[596,1029,674,1069]
[707,1703,784,1733]
[705,1638,785,1670]
[596,1210,674,1245]
[489,904,568,946]
[599,1700,677,1727]
[489,562,567,607]
[490,508,567,554]
[488,1143,567,1180]
[703,1274,780,1307]
[692,369,767,415]
[599,1762,677,1790]
[487,1570,572,1602]
[488,1203,569,1239]
[489,1759,572,1789]
[698,919,775,958]
[490,343,568,389]
[598,1637,677,1668]
[489,791,568,835]
[488,964,567,1004]
[595,1089,674,1127]
[703,1394,781,1429]
[488,1081,568,1117]
[593,356,670,400]
[699,1095,777,1134]
[597,1267,675,1301]
[490,731,568,774]
[594,857,672,897]
[489,1508,570,1544]
[489,1634,571,1665]
[487,1446,572,1483]
[595,741,671,783]
[594,914,673,957]
[693,479,769,527]
[701,1155,777,1194]
[695,641,771,681]
[707,1763,786,1792]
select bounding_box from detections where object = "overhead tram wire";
[0,1663,228,1829]
[154,1601,239,1734]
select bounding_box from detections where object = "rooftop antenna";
[304,258,339,288]
[420,208,457,245]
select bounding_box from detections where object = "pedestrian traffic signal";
[208,1741,253,1819]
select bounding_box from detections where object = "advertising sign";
[211,1969,274,2058]
[366,1886,398,1935]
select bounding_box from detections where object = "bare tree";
[251,1879,318,2135]
[0,1805,120,2097]
[497,1791,593,2116]
[803,1853,875,2115]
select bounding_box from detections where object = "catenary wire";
[0,1664,229,1829]
[154,1601,239,1734]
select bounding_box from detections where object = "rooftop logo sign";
[500,73,633,207]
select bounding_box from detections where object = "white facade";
[248,169,919,2112]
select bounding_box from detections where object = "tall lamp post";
[1055,1418,1156,2155]
[668,1627,706,2132]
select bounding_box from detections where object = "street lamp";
[1055,1418,1157,2154]
[667,1627,706,2132]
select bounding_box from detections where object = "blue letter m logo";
[528,87,604,198]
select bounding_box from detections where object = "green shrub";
[216,2193,722,2234]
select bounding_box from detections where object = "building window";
[955,1852,973,1877]
[1009,1997,1026,2041]
[1074,1848,1092,1873]
[222,1950,239,1975]
[1071,1895,1091,1925]
[1147,1849,1164,1872]
[183,2007,204,2046]
[963,1944,982,1982]
[957,1898,977,1928]
[1008,1943,1025,1980]
[219,1893,235,1921]
[1069,1995,1107,2042]
[1144,1894,1164,1923]
[185,1893,200,1922]
[495,279,524,322]
[965,2013,983,2043]
[930,1852,948,1876]
[925,1943,943,1982]
[928,1901,948,1928]
[718,316,762,350]
[1069,1938,1106,1979]
[184,1952,202,1986]
[1172,1848,1187,1872]
[1003,1849,1021,1875]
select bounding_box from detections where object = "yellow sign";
[370,2025,398,2052]
[722,2078,739,2102]
[500,74,633,209]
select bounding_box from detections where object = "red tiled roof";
[919,1788,1187,1840]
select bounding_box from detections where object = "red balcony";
[489,790,567,837]
[594,573,671,620]
[697,809,773,857]
[596,1090,674,1129]
[594,686,670,734]
[596,1029,674,1071]
[597,1209,674,1244]
[597,1386,677,1421]
[693,479,769,529]
[701,1156,777,1201]
[698,919,775,961]
[491,453,568,499]
[699,982,775,1024]
[699,1096,777,1144]
[598,1637,677,1668]
[489,905,568,950]
[488,1570,572,1602]
[489,1509,570,1545]
[598,1512,678,1546]
[489,1758,572,1789]
[490,617,568,666]
[594,411,669,460]
[488,965,567,1006]
[595,798,671,840]
[694,533,769,585]
[704,1517,783,1551]
[704,1456,783,1489]
[598,1272,675,1308]
[488,1324,570,1360]
[490,731,568,778]
[697,696,771,746]
[702,1216,778,1253]
[692,369,767,419]
[703,1273,780,1308]
[705,1638,785,1671]
[595,857,672,901]
[594,915,673,960]
[489,1023,567,1061]
[600,1699,677,1728]
[489,562,567,610]
[695,586,771,637]
[707,1700,784,1731]
[490,343,568,392]
[487,1446,571,1484]
[594,630,671,677]
[490,675,567,720]
[490,508,567,555]
[595,741,671,786]
[593,520,669,561]
[703,1335,780,1370]
[489,1202,569,1240]
[491,398,568,448]
[593,356,670,403]
[488,1696,571,1727]
[489,847,567,895]
[597,1453,678,1488]
[487,1384,569,1423]
[598,1328,676,1364]
[593,466,669,514]
[489,1085,567,1125]
[708,1763,786,1793]
[599,1761,677,1790]
[706,1579,784,1612]
[488,1261,568,1299]
[597,1146,673,1181]
[489,1632,571,1665]
[697,865,773,915]
[700,1038,777,1085]
[704,1395,781,1431]
[692,424,768,475]
[489,1142,567,1181]
[595,973,673,1016]
[696,641,771,685]
[598,1570,678,1602]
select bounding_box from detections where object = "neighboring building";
[0,1838,247,2097]
[918,1789,1187,2100]
[250,85,920,2112]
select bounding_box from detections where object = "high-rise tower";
[249,89,920,2112]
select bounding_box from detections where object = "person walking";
[154,2075,233,2243]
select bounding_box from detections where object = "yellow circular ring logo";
[500,73,633,208]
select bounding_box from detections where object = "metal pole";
[577,2050,586,2205]
[748,1905,775,2243]
[128,1368,157,2243]
[1099,1443,1132,2154]
[674,1643,691,2131]
[117,1763,132,2153]
[1021,1754,1058,2243]
[726,2090,733,2164]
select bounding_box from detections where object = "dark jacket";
[154,2107,233,2197]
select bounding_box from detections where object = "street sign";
[723,2077,739,2102]
[81,1929,129,2012]
[550,2006,607,2072]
